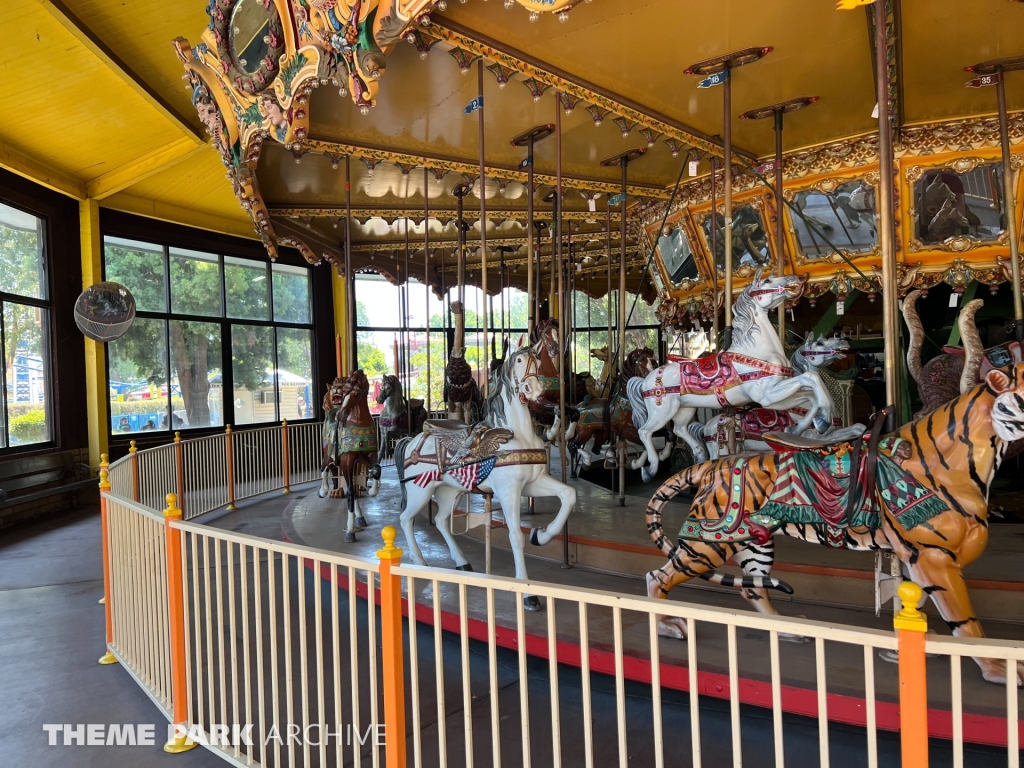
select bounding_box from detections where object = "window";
[570,290,661,378]
[0,201,51,449]
[354,273,530,413]
[104,236,315,435]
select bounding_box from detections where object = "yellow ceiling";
[0,0,1021,249]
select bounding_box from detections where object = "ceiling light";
[558,10,569,22]
[529,11,539,22]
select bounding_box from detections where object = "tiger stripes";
[644,363,1024,684]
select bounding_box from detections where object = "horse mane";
[484,346,531,427]
[791,338,812,374]
[731,286,761,340]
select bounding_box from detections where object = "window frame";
[102,235,317,440]
[0,197,54,455]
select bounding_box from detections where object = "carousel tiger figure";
[645,363,1024,684]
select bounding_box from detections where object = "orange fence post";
[895,581,929,768]
[130,440,140,502]
[225,425,236,511]
[163,493,197,754]
[98,456,118,665]
[282,419,291,494]
[174,432,185,518]
[378,526,407,767]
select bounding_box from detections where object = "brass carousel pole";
[478,59,489,393]
[555,94,570,567]
[739,96,820,342]
[424,167,431,412]
[601,147,647,506]
[511,126,555,336]
[710,156,719,345]
[966,56,1024,340]
[345,155,356,373]
[873,1,901,425]
[686,48,772,351]
[404,216,412,431]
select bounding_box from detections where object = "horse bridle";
[512,349,542,401]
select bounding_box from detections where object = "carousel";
[170,0,1024,740]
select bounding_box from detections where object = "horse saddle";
[763,431,852,451]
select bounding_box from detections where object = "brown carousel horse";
[319,372,381,542]
[644,364,1024,684]
[527,318,589,439]
[565,346,658,471]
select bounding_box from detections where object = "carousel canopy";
[1,0,1022,301]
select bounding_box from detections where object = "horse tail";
[395,436,410,511]
[697,571,794,594]
[646,462,712,557]
[627,376,648,430]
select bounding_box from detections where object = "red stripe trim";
[285,531,1021,748]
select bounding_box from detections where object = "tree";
[356,301,390,377]
[105,245,312,428]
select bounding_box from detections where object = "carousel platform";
[209,460,1024,748]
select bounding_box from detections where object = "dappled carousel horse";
[376,374,427,455]
[394,341,577,610]
[319,372,381,542]
[627,270,831,480]
[696,333,863,458]
[645,364,1024,684]
[565,346,658,470]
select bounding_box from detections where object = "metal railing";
[97,427,1024,768]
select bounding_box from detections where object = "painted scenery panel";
[657,225,699,285]
[792,180,877,258]
[702,205,771,271]
[914,163,1004,245]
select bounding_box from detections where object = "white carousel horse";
[394,341,577,610]
[626,270,834,481]
[696,334,865,459]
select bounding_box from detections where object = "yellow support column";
[332,267,350,377]
[81,199,108,469]
[377,526,407,767]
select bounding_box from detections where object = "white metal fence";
[100,425,1024,768]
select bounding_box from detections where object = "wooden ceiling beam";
[101,193,258,240]
[36,0,204,143]
[0,142,87,200]
[87,138,205,200]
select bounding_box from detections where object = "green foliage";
[109,397,184,417]
[9,408,46,444]
[104,243,313,428]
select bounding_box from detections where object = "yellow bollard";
[163,493,196,754]
[98,458,118,665]
[378,526,407,767]
[895,581,929,768]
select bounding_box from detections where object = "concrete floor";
[0,496,1012,767]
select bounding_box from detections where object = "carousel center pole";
[554,93,570,567]
[686,47,772,352]
[710,156,719,346]
[477,59,489,394]
[345,155,355,373]
[601,146,647,506]
[966,55,1024,340]
[424,167,431,413]
[510,125,555,337]
[404,217,412,431]
[740,96,820,343]
[873,0,901,427]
